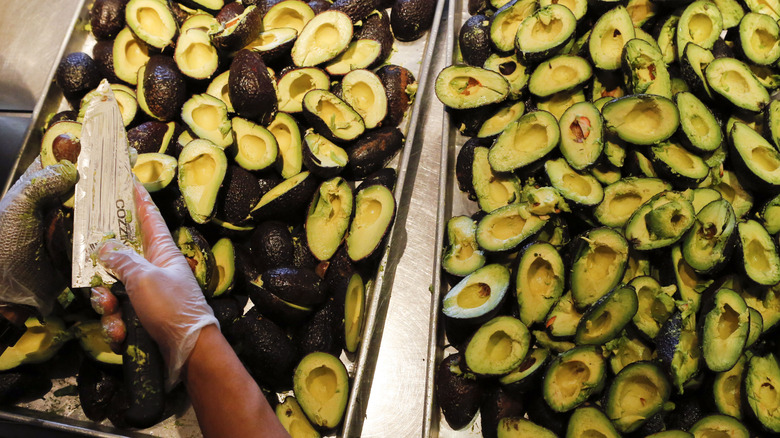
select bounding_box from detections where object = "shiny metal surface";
[426,0,495,436]
[1,0,446,436]
[0,113,32,184]
[2,0,90,196]
[352,1,448,435]
[0,0,83,111]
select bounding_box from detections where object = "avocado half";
[173,226,217,293]
[302,89,365,143]
[277,68,330,114]
[291,10,353,67]
[137,55,187,122]
[292,352,349,431]
[181,93,233,148]
[177,139,228,224]
[73,320,123,365]
[132,152,177,192]
[41,121,82,168]
[0,317,71,371]
[341,69,387,130]
[125,0,177,50]
[112,27,150,85]
[210,4,263,53]
[174,28,219,80]
[275,396,319,437]
[345,184,396,262]
[305,177,353,261]
[442,263,510,326]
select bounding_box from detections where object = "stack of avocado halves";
[435,0,780,437]
[0,0,439,433]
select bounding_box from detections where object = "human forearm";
[182,324,290,438]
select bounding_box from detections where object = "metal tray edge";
[423,0,467,436]
[342,0,447,435]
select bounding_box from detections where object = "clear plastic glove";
[96,180,218,390]
[0,157,77,315]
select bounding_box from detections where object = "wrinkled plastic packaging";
[72,80,142,288]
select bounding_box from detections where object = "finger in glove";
[90,286,119,315]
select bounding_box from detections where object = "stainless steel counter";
[358,24,448,434]
[0,0,83,112]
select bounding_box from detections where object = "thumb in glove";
[0,158,77,314]
[97,180,218,390]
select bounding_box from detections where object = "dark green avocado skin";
[121,299,165,429]
[229,49,278,125]
[212,5,263,53]
[330,0,381,23]
[249,173,319,222]
[0,367,52,406]
[459,14,492,67]
[296,298,343,357]
[480,386,524,438]
[309,0,331,13]
[56,52,103,107]
[357,167,397,192]
[436,354,483,430]
[77,359,121,422]
[218,165,261,225]
[357,9,394,65]
[345,126,404,179]
[92,40,121,83]
[208,295,243,333]
[250,221,295,271]
[260,266,326,307]
[90,0,126,40]
[127,121,171,154]
[655,312,684,368]
[391,0,436,42]
[143,56,187,122]
[376,64,416,127]
[228,307,298,391]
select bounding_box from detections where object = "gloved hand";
[0,157,77,315]
[95,180,218,390]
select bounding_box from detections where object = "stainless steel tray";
[424,0,512,436]
[0,0,445,435]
